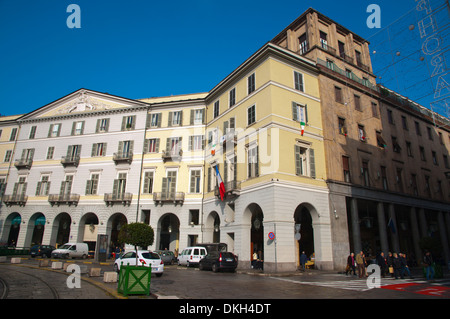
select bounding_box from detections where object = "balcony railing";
[113,151,133,164]
[61,155,80,167]
[104,192,132,206]
[48,194,80,206]
[3,194,28,206]
[161,148,183,161]
[214,180,241,199]
[14,159,32,170]
[153,192,185,205]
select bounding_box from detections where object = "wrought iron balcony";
[48,194,80,206]
[153,192,185,205]
[113,151,133,164]
[61,155,80,167]
[214,180,241,199]
[14,159,32,170]
[104,192,132,206]
[161,148,183,161]
[3,194,28,206]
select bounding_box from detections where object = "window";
[319,31,328,49]
[380,166,388,190]
[387,109,394,124]
[247,146,259,178]
[4,150,12,162]
[338,41,346,58]
[191,109,205,125]
[122,115,136,131]
[12,176,27,197]
[411,174,418,196]
[371,102,379,118]
[161,170,177,196]
[190,169,201,193]
[189,135,204,151]
[144,138,160,153]
[338,117,347,136]
[214,101,220,118]
[166,137,182,154]
[46,147,55,160]
[419,146,426,161]
[438,132,443,144]
[96,118,110,132]
[424,175,431,197]
[247,105,256,126]
[443,155,449,169]
[118,140,133,157]
[48,124,61,137]
[427,127,433,140]
[354,95,361,111]
[298,33,308,55]
[169,111,182,126]
[362,161,370,187]
[229,88,236,107]
[294,71,304,92]
[92,143,107,157]
[113,173,127,197]
[10,128,17,141]
[376,131,387,148]
[60,175,74,196]
[396,168,404,192]
[148,113,161,128]
[66,145,81,161]
[406,141,413,157]
[292,102,308,124]
[358,125,366,142]
[392,136,401,153]
[401,116,408,130]
[342,156,351,182]
[29,126,37,139]
[142,171,154,194]
[247,73,255,95]
[335,86,343,103]
[432,151,438,165]
[189,210,200,225]
[85,174,99,195]
[72,121,85,135]
[415,121,421,135]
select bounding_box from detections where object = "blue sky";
[0,0,442,116]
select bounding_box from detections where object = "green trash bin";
[117,265,151,297]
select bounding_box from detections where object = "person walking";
[376,252,387,278]
[300,251,308,271]
[423,251,435,281]
[356,251,365,278]
[392,253,403,279]
[400,253,412,278]
[346,252,356,276]
[387,252,394,277]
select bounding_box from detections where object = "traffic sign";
[268,232,275,240]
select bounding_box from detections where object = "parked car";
[199,251,238,272]
[114,250,164,277]
[177,246,207,267]
[51,243,89,259]
[155,250,177,265]
[30,245,56,258]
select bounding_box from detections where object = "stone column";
[388,204,400,253]
[409,207,423,265]
[377,202,389,255]
[418,208,428,238]
[350,198,362,254]
[437,211,450,266]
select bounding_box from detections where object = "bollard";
[51,261,63,269]
[11,257,21,264]
[39,259,50,267]
[103,271,118,283]
[88,267,101,277]
[0,256,7,263]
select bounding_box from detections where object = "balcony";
[61,155,80,168]
[113,151,133,164]
[161,148,183,161]
[48,194,80,206]
[104,192,132,206]
[3,194,28,207]
[153,192,185,205]
[214,180,241,199]
[356,59,371,73]
[14,159,32,170]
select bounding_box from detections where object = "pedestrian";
[423,251,435,281]
[346,252,356,276]
[400,253,412,278]
[392,253,403,279]
[387,252,394,277]
[356,251,365,278]
[376,252,387,278]
[300,251,308,271]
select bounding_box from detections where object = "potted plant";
[117,222,155,296]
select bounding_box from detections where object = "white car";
[114,250,164,277]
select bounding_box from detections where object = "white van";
[177,246,207,267]
[51,243,89,259]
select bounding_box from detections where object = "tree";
[118,223,154,266]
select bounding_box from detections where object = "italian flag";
[215,165,226,201]
[300,121,305,136]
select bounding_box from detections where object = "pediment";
[20,89,147,121]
